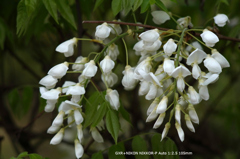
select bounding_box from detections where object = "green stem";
[122,38,129,65]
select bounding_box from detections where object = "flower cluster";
[39,11,230,158]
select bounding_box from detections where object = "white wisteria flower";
[100,55,115,73]
[134,57,152,80]
[163,38,177,56]
[105,43,119,61]
[200,29,219,47]
[204,55,222,74]
[153,113,165,129]
[105,89,120,110]
[187,104,199,124]
[175,104,181,125]
[161,122,171,141]
[143,39,162,54]
[109,20,122,34]
[146,107,158,122]
[95,22,111,40]
[186,48,207,79]
[55,37,78,57]
[202,73,219,86]
[185,41,203,53]
[139,29,160,46]
[91,127,104,143]
[41,88,61,112]
[133,40,145,55]
[82,60,98,78]
[39,75,58,89]
[48,62,69,79]
[151,11,170,25]
[156,96,168,114]
[147,98,160,115]
[74,139,84,158]
[66,83,86,103]
[122,65,138,90]
[101,71,118,87]
[163,58,175,75]
[52,110,65,127]
[72,56,88,72]
[171,65,191,92]
[198,78,209,101]
[62,81,76,93]
[188,86,201,105]
[139,81,151,96]
[185,114,195,132]
[50,128,64,145]
[211,49,230,68]
[214,14,229,27]
[77,124,83,142]
[175,122,184,142]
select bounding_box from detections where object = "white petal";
[146,107,158,122]
[151,11,170,25]
[177,77,185,92]
[192,63,201,79]
[52,111,65,126]
[95,23,111,40]
[214,14,229,27]
[147,98,159,115]
[163,39,177,56]
[199,85,209,100]
[77,124,83,142]
[161,123,171,141]
[185,114,195,132]
[153,113,165,129]
[74,139,84,158]
[100,55,115,73]
[204,55,222,74]
[66,85,85,96]
[74,109,84,125]
[156,96,168,114]
[175,105,181,125]
[211,49,230,68]
[62,81,76,93]
[39,75,58,89]
[139,29,159,46]
[50,128,64,145]
[105,89,120,110]
[163,58,175,75]
[41,89,61,100]
[171,65,191,78]
[55,38,77,57]
[200,29,219,47]
[188,104,199,124]
[47,124,61,134]
[203,73,219,86]
[145,84,157,100]
[48,62,69,79]
[186,48,207,65]
[45,100,57,112]
[82,60,98,78]
[175,122,184,142]
[139,81,150,96]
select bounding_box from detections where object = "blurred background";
[0,0,240,158]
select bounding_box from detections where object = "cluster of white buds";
[39,10,230,157]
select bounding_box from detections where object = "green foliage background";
[0,0,240,158]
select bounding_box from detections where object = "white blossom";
[153,113,165,129]
[82,60,98,78]
[105,89,120,110]
[72,56,88,72]
[47,124,61,134]
[145,84,158,100]
[187,104,199,124]
[62,81,76,93]
[122,65,138,90]
[52,110,65,126]
[95,22,111,40]
[185,114,195,132]
[203,73,219,86]
[77,124,83,142]
[48,62,69,79]
[161,122,171,141]
[105,43,119,61]
[204,55,222,74]
[151,11,170,25]
[139,81,151,96]
[66,83,85,103]
[50,128,64,145]
[163,58,175,75]
[177,16,193,30]
[109,21,122,34]
[200,29,219,47]
[100,55,115,73]
[39,75,58,89]
[163,38,177,56]
[175,122,184,142]
[147,98,160,115]
[146,107,158,122]
[55,38,77,57]
[211,49,230,68]
[134,57,152,80]
[74,139,84,158]
[188,86,201,105]
[214,14,229,27]
[133,40,145,55]
[175,104,181,125]
[185,41,203,53]
[143,39,162,54]
[74,109,84,125]
[101,71,118,87]
[198,79,209,100]
[139,29,160,46]
[156,96,168,114]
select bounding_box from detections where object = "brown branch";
[82,20,240,42]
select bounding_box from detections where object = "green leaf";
[149,0,155,5]
[151,134,179,159]
[17,152,28,158]
[55,0,77,29]
[108,143,126,159]
[170,0,177,3]
[17,0,29,36]
[119,104,131,124]
[83,91,105,129]
[112,0,122,16]
[226,23,240,45]
[91,151,104,159]
[106,109,120,144]
[22,86,33,115]
[25,0,37,16]
[155,0,168,12]
[91,102,108,127]
[133,0,143,11]
[94,0,104,11]
[29,154,45,159]
[42,0,58,23]
[8,88,21,118]
[132,136,149,159]
[141,0,150,13]
[122,0,134,15]
[220,0,229,5]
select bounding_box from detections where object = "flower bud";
[151,11,170,25]
[161,122,171,141]
[91,127,104,143]
[175,122,184,142]
[48,62,69,79]
[55,38,77,57]
[82,60,98,78]
[50,128,64,145]
[105,89,120,111]
[214,14,229,27]
[39,75,58,89]
[95,22,111,40]
[100,55,115,73]
[74,139,84,158]
[156,96,168,114]
[185,114,195,132]
[163,38,177,56]
[72,56,88,71]
[200,29,219,47]
[153,113,165,129]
